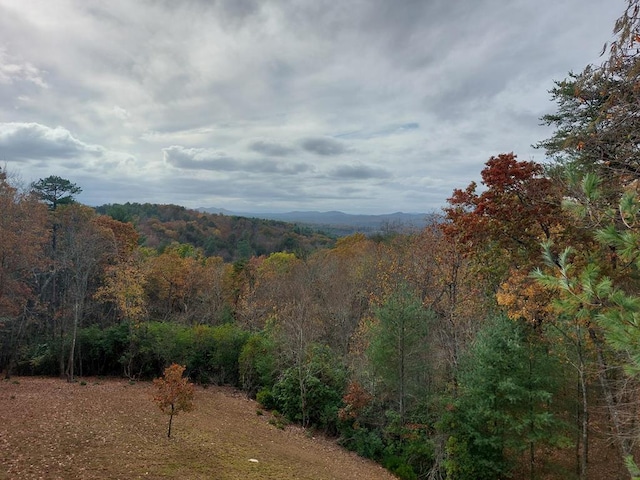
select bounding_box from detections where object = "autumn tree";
[267,257,328,428]
[305,235,375,357]
[444,153,567,275]
[153,363,195,438]
[406,224,484,382]
[28,176,84,376]
[145,243,224,324]
[55,205,116,381]
[0,168,49,377]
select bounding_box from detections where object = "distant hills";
[95,202,336,262]
[198,208,435,236]
[95,202,436,261]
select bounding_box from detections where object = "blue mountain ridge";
[197,207,436,233]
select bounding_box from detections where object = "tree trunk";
[589,327,634,479]
[66,300,80,382]
[578,352,588,480]
[3,306,29,379]
[168,404,174,438]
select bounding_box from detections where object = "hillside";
[200,207,434,236]
[0,377,397,480]
[95,203,336,262]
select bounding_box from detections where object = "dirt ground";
[0,377,397,480]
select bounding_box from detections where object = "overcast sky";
[0,0,622,214]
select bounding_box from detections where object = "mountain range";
[198,208,435,236]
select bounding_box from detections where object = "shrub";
[256,388,277,410]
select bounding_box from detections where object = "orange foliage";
[93,215,139,261]
[496,268,555,326]
[152,364,194,438]
[0,171,49,317]
[338,381,372,422]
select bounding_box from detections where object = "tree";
[409,224,484,384]
[533,188,640,478]
[443,315,568,480]
[367,285,433,421]
[271,343,347,432]
[0,168,49,376]
[444,153,567,274]
[152,363,195,438]
[531,3,640,477]
[31,175,81,210]
[144,243,206,323]
[537,0,640,194]
[30,176,83,366]
[56,205,116,381]
[303,238,373,357]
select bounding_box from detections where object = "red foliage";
[443,153,564,267]
[338,381,372,422]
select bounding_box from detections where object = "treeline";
[95,202,336,261]
[4,4,640,479]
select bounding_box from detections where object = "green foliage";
[338,407,435,479]
[382,456,417,480]
[18,321,252,384]
[625,455,640,480]
[192,323,250,385]
[271,344,347,433]
[534,175,640,376]
[368,285,434,419]
[256,388,277,410]
[442,315,567,480]
[31,175,82,210]
[338,424,386,460]
[239,333,278,397]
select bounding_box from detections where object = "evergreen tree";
[443,315,567,480]
[367,284,433,421]
[31,176,82,210]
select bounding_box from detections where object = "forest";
[3,3,640,480]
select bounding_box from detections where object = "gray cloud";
[163,146,236,171]
[329,164,392,180]
[301,137,348,156]
[0,122,103,161]
[249,139,295,157]
[163,145,309,174]
[337,122,420,140]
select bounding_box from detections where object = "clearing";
[0,377,397,479]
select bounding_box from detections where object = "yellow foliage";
[497,268,554,324]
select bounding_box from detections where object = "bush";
[338,424,385,460]
[239,333,277,397]
[256,388,277,410]
[271,344,347,432]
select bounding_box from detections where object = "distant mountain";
[198,208,435,236]
[95,202,336,262]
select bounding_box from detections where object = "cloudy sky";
[0,1,622,214]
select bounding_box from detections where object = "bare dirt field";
[0,377,397,480]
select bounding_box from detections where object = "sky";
[0,0,623,214]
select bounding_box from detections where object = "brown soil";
[0,377,397,480]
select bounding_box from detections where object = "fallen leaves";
[0,377,395,480]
